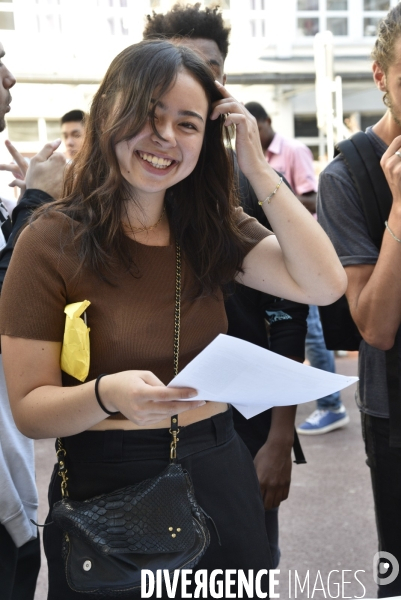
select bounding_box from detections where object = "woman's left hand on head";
[210,82,267,179]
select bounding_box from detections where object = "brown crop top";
[0,208,271,404]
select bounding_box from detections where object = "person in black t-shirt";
[144,3,308,568]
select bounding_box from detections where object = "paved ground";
[278,354,378,599]
[33,354,385,599]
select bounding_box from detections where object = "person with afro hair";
[143,2,310,571]
[144,3,230,84]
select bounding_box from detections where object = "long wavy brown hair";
[37,40,252,295]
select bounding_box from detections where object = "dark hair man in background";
[60,109,86,160]
[144,2,308,569]
[245,101,317,214]
[318,4,401,596]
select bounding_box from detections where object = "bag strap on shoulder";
[336,132,401,447]
[335,132,391,250]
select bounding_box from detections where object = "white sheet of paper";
[168,334,358,419]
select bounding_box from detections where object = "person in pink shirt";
[245,101,317,214]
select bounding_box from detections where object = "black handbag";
[50,243,211,596]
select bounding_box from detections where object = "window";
[364,16,380,36]
[297,0,320,35]
[46,120,61,141]
[296,0,391,39]
[298,0,349,7]
[297,0,350,38]
[364,0,389,9]
[33,0,62,33]
[294,116,319,137]
[297,17,319,36]
[7,118,83,146]
[327,0,347,8]
[327,16,348,35]
[250,19,256,36]
[7,121,39,143]
[94,0,130,36]
[0,0,13,30]
[0,11,13,29]
[250,0,264,8]
[363,0,390,36]
[298,0,318,9]
[106,16,128,35]
[249,18,267,37]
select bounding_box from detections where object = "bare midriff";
[87,401,228,431]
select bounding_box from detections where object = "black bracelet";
[95,373,119,416]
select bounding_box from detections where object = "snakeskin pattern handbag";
[51,244,211,596]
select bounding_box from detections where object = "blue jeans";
[305,305,341,410]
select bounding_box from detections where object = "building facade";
[0,0,396,195]
[223,0,397,157]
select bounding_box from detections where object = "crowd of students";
[0,3,400,599]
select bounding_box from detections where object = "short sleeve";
[0,213,79,342]
[291,145,317,196]
[317,157,379,267]
[234,206,272,254]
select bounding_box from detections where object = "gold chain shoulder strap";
[169,242,181,462]
[57,242,183,495]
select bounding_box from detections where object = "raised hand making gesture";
[0,138,66,200]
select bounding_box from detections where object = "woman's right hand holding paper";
[95,371,202,426]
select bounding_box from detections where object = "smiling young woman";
[0,40,346,599]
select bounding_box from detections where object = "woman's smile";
[115,70,208,197]
[135,149,178,175]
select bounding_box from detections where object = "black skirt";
[44,408,272,599]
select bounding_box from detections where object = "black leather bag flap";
[52,463,195,555]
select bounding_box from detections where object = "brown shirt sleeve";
[0,213,79,341]
[234,205,273,253]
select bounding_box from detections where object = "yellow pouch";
[60,300,91,382]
